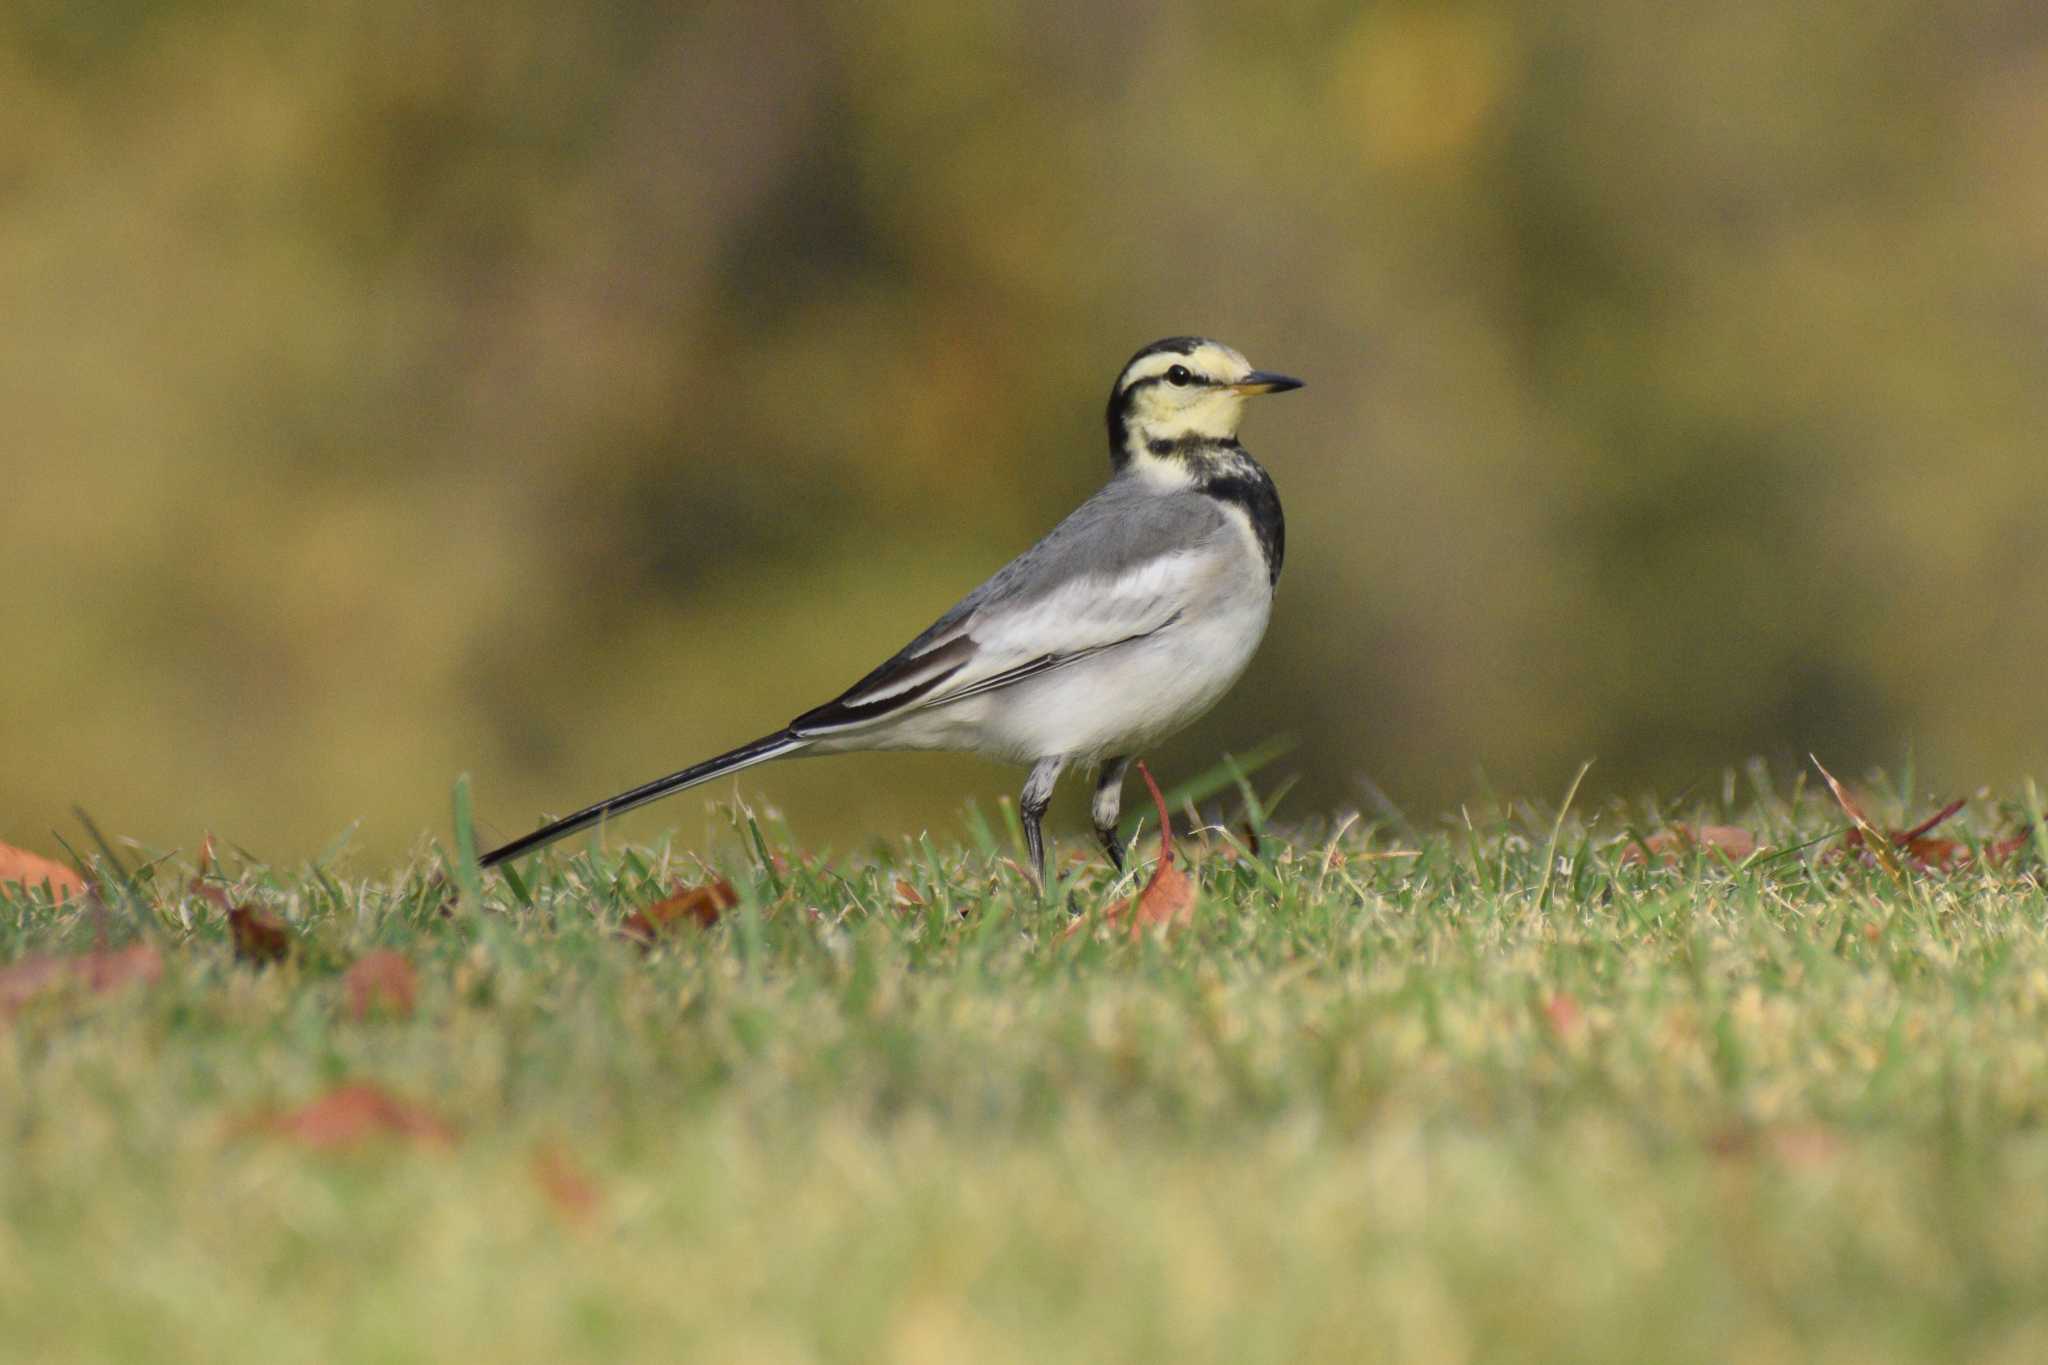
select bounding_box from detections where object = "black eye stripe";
[1123,368,1211,394]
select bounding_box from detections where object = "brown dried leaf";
[1812,756,1907,881]
[1620,824,1761,866]
[265,1082,457,1150]
[0,842,87,903]
[190,858,288,962]
[531,1142,601,1225]
[229,904,291,964]
[621,879,738,946]
[0,943,163,1017]
[893,879,925,909]
[344,950,417,1021]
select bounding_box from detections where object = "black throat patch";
[1199,455,1285,585]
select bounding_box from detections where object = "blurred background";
[5,0,2046,865]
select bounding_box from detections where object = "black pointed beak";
[1228,371,1304,396]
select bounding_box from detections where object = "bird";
[479,336,1302,887]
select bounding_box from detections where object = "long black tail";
[478,730,809,868]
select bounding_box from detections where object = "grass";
[6,763,2048,1363]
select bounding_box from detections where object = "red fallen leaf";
[531,1142,601,1225]
[344,950,417,1021]
[1900,837,1968,871]
[1092,762,1196,939]
[1898,798,1967,844]
[1621,824,1761,866]
[1818,785,2029,874]
[265,1082,457,1150]
[0,943,163,1017]
[893,879,925,909]
[621,879,738,946]
[1542,992,1585,1041]
[0,842,87,903]
[1982,832,2035,865]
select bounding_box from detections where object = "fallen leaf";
[228,904,291,964]
[1813,756,1907,881]
[265,1082,457,1150]
[0,842,87,903]
[188,858,291,964]
[1900,837,1968,871]
[893,879,925,909]
[1898,797,1968,844]
[1981,832,2035,865]
[0,943,163,1017]
[1542,992,1585,1041]
[531,1142,601,1225]
[1817,785,2029,875]
[1621,824,1761,866]
[1092,762,1197,939]
[344,950,417,1020]
[1767,1125,1843,1169]
[621,879,739,946]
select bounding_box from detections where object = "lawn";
[5,766,2048,1364]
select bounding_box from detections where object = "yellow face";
[1109,338,1302,465]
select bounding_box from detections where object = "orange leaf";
[0,842,87,903]
[344,950,417,1020]
[531,1142,601,1225]
[1620,824,1760,866]
[0,943,163,1017]
[893,879,925,909]
[265,1082,457,1150]
[622,879,738,946]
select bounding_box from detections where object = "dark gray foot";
[1092,756,1132,871]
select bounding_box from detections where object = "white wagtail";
[480,337,1302,885]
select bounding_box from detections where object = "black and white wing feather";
[791,480,1229,738]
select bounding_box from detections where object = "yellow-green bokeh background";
[7,1,2046,864]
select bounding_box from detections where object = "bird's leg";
[1092,756,1132,870]
[1018,756,1066,895]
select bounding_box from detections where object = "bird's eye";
[1166,365,1193,387]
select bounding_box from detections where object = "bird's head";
[1106,336,1302,473]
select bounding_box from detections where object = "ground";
[5,768,2048,1364]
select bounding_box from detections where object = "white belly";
[840,549,1275,765]
[979,583,1272,761]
